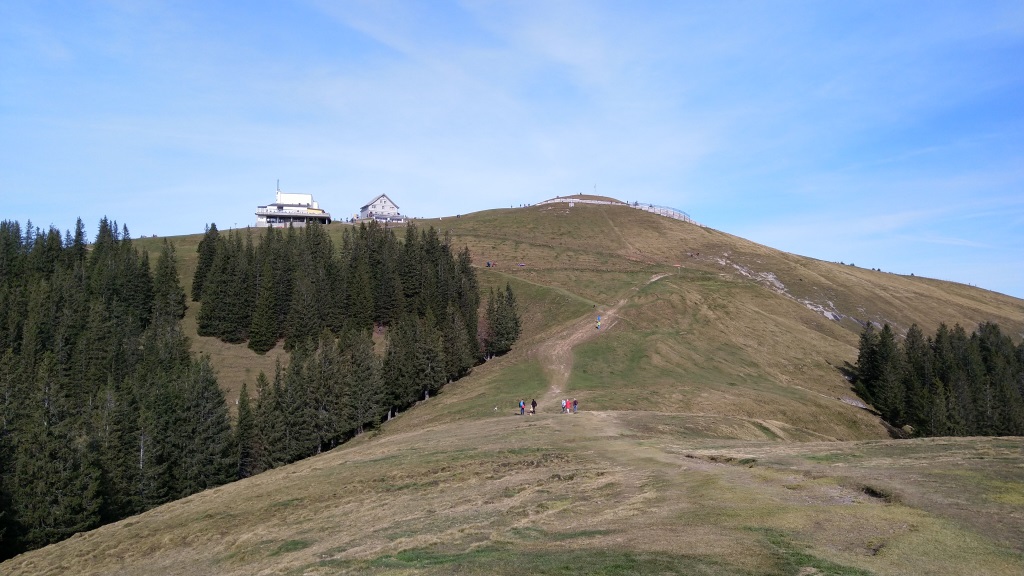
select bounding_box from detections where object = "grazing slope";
[4,203,1023,575]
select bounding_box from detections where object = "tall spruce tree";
[456,246,480,358]
[414,313,445,400]
[251,370,283,474]
[901,324,931,432]
[280,351,317,463]
[382,316,416,414]
[261,363,290,468]
[177,356,234,497]
[442,303,474,381]
[343,328,381,434]
[235,381,256,479]
[875,325,905,425]
[151,240,187,329]
[192,223,219,302]
[248,257,279,354]
[306,331,344,452]
[484,283,522,358]
[11,353,102,550]
[98,378,143,520]
[285,273,321,351]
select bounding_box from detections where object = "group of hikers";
[517,399,536,415]
[515,398,578,415]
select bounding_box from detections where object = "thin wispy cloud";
[1,1,1022,297]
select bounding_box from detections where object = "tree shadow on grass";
[833,361,907,438]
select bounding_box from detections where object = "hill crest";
[6,202,1022,575]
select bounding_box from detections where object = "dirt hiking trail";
[533,273,668,408]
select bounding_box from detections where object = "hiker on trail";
[565,399,571,414]
[519,399,525,415]
[573,398,578,413]
[561,399,566,413]
[531,399,537,414]
[596,315,601,330]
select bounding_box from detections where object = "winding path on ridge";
[525,272,828,442]
[533,273,668,407]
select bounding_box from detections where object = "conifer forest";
[855,322,1024,436]
[0,218,520,559]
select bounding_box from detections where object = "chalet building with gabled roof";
[256,187,331,228]
[360,194,405,222]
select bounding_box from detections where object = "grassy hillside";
[9,202,1022,575]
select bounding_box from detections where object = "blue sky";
[2,1,1023,298]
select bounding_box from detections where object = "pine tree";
[97,379,143,520]
[235,231,257,339]
[222,232,253,343]
[307,331,343,451]
[196,235,228,337]
[456,246,480,359]
[1017,341,1024,400]
[483,283,522,358]
[901,324,931,432]
[382,317,416,413]
[51,262,88,376]
[414,227,440,319]
[250,371,281,474]
[414,314,445,400]
[854,320,1024,438]
[283,348,319,462]
[177,356,234,497]
[285,272,321,351]
[854,323,880,404]
[19,277,55,375]
[151,240,186,329]
[442,303,473,381]
[963,334,990,434]
[11,353,102,550]
[136,371,178,510]
[248,257,279,354]
[0,349,22,548]
[235,381,256,479]
[502,283,522,345]
[945,325,974,434]
[67,218,87,266]
[275,227,297,329]
[121,234,154,333]
[346,230,375,331]
[399,224,422,316]
[255,365,288,470]
[873,325,906,426]
[375,253,403,327]
[921,378,950,436]
[0,218,323,556]
[974,322,1021,435]
[192,224,219,302]
[343,328,381,434]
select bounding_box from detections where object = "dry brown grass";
[6,410,1021,575]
